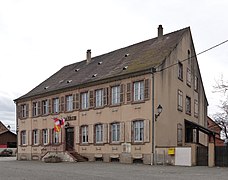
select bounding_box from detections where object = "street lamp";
[155,104,163,121]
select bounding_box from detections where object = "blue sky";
[0,0,228,131]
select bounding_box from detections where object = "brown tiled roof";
[15,27,189,101]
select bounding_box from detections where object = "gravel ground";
[0,159,228,180]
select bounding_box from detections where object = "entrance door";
[65,127,74,151]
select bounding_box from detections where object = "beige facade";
[15,26,209,165]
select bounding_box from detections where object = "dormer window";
[92,74,97,77]
[98,61,102,65]
[125,53,129,57]
[75,68,80,72]
[123,66,128,70]
[44,86,49,90]
[67,80,72,83]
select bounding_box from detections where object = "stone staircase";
[69,152,88,162]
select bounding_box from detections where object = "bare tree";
[213,76,228,144]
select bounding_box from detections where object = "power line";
[157,39,228,72]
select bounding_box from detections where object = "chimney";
[158,25,163,39]
[86,49,91,64]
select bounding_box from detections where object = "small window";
[177,90,183,111]
[21,104,27,118]
[178,62,183,80]
[111,86,120,105]
[81,126,88,144]
[188,50,191,65]
[42,100,49,115]
[21,131,26,145]
[95,124,103,143]
[186,96,191,115]
[177,123,183,146]
[66,95,73,111]
[53,98,59,113]
[186,68,191,86]
[42,129,48,145]
[133,81,144,101]
[133,120,144,142]
[32,102,39,117]
[33,129,39,145]
[194,100,199,117]
[52,129,59,144]
[95,89,103,107]
[194,76,198,92]
[111,123,120,142]
[81,92,89,109]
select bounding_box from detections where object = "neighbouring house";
[14,25,213,165]
[207,116,224,146]
[0,121,17,148]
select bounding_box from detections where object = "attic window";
[98,61,102,65]
[125,53,129,57]
[75,68,80,72]
[92,74,97,77]
[123,66,128,70]
[44,86,49,90]
[59,80,64,83]
[67,80,72,83]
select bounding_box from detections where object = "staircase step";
[69,152,88,162]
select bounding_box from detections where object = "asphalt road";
[0,159,228,180]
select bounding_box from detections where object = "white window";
[43,129,48,145]
[111,123,120,142]
[133,81,144,101]
[133,121,144,142]
[187,68,191,86]
[95,89,103,107]
[95,124,103,143]
[33,129,39,145]
[111,86,120,105]
[194,100,199,117]
[21,104,27,118]
[32,102,38,116]
[53,98,59,113]
[53,130,59,144]
[42,100,48,115]
[186,96,191,115]
[81,126,88,143]
[81,92,89,109]
[21,131,26,145]
[177,90,183,111]
[66,95,73,111]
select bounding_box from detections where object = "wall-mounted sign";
[64,116,77,121]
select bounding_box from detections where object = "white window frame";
[53,98,59,113]
[178,62,183,80]
[33,129,39,145]
[66,95,73,111]
[194,99,199,117]
[95,124,103,143]
[21,131,26,145]
[133,121,144,142]
[194,76,198,91]
[43,129,48,145]
[111,123,120,142]
[81,126,88,144]
[111,86,120,105]
[187,68,191,86]
[177,90,183,111]
[95,89,103,107]
[81,92,89,109]
[133,81,144,101]
[186,96,191,115]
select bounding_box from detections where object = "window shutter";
[89,90,94,108]
[60,96,65,112]
[17,105,21,119]
[39,129,42,145]
[38,101,41,115]
[75,126,80,144]
[25,104,29,118]
[73,94,76,110]
[75,93,80,110]
[48,99,52,114]
[144,119,150,143]
[126,83,132,103]
[49,129,52,145]
[120,84,124,104]
[125,121,132,143]
[88,124,94,144]
[103,124,108,143]
[144,79,150,100]
[120,122,125,143]
[103,87,108,106]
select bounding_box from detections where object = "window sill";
[132,100,145,104]
[110,142,121,145]
[177,107,183,112]
[80,143,89,146]
[178,77,183,81]
[186,112,191,116]
[132,142,144,145]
